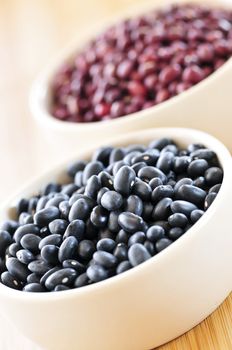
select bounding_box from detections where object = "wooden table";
[0,0,231,349]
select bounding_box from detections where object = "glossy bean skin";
[0,137,223,292]
[128,244,151,267]
[114,166,136,196]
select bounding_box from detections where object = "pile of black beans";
[0,138,223,292]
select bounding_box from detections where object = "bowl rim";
[0,127,231,301]
[29,0,232,131]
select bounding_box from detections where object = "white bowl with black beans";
[30,0,232,164]
[0,128,231,350]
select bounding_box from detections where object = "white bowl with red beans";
[30,0,232,158]
[0,128,231,350]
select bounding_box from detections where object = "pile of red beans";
[51,4,232,123]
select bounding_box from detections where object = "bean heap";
[51,4,232,122]
[0,138,223,292]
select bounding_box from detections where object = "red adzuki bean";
[51,4,232,123]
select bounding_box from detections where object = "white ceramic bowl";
[30,0,232,161]
[0,127,231,350]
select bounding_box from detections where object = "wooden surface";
[0,0,231,349]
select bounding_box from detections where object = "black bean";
[118,212,145,233]
[156,238,172,252]
[112,160,128,176]
[28,197,39,214]
[82,161,104,185]
[58,237,78,263]
[168,227,184,240]
[149,177,163,190]
[0,220,19,235]
[101,191,123,211]
[84,175,101,199]
[87,264,108,282]
[125,195,143,216]
[161,145,178,155]
[116,260,132,274]
[188,159,209,178]
[93,251,117,268]
[27,273,41,284]
[109,148,125,164]
[128,231,146,246]
[74,273,89,288]
[28,260,52,275]
[20,234,41,254]
[131,162,147,174]
[187,143,205,153]
[48,219,68,235]
[6,257,29,281]
[146,225,165,242]
[23,283,46,292]
[128,243,151,267]
[151,185,174,204]
[45,268,77,290]
[193,176,206,189]
[42,183,61,196]
[85,219,98,240]
[144,240,155,255]
[78,240,95,260]
[90,206,108,228]
[67,160,87,178]
[178,185,206,205]
[168,213,188,228]
[69,198,92,221]
[74,171,83,187]
[209,184,221,194]
[132,178,152,201]
[174,178,193,193]
[205,167,223,186]
[132,150,159,165]
[16,249,35,264]
[191,149,216,161]
[173,156,191,174]
[138,166,166,183]
[61,183,78,196]
[59,200,70,219]
[36,196,50,212]
[96,238,116,252]
[0,230,12,257]
[142,202,153,220]
[152,198,172,221]
[14,224,40,244]
[19,213,33,225]
[62,260,86,274]
[8,243,21,257]
[54,285,70,292]
[97,187,109,205]
[114,165,136,196]
[34,207,60,227]
[16,198,29,216]
[149,138,173,150]
[113,243,128,261]
[41,245,59,265]
[204,192,217,210]
[39,234,62,250]
[92,146,113,166]
[156,152,174,173]
[1,271,23,290]
[190,209,204,224]
[40,267,60,285]
[171,200,197,216]
[45,194,68,209]
[123,151,141,165]
[115,230,129,244]
[63,220,85,241]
